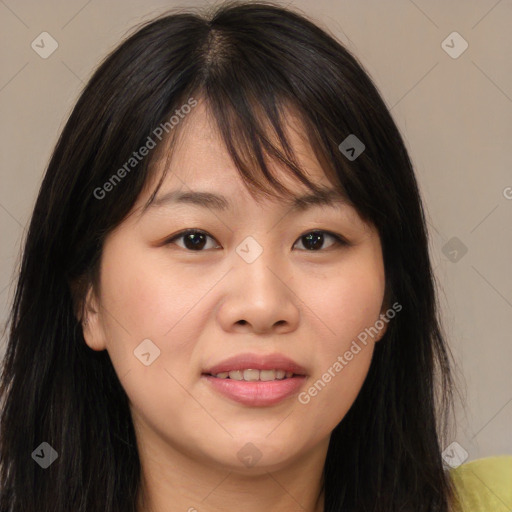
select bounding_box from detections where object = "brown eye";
[164,229,220,251]
[293,230,347,251]
[164,229,348,252]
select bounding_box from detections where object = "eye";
[164,229,348,252]
[164,229,220,251]
[293,230,347,251]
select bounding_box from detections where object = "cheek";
[293,250,384,425]
[96,233,241,419]
[96,239,212,430]
[99,236,215,344]
[303,249,385,351]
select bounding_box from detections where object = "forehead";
[144,98,336,203]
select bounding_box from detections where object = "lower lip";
[202,374,307,407]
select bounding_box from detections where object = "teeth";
[260,370,277,381]
[212,369,296,381]
[243,369,260,381]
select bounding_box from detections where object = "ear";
[373,301,391,343]
[373,313,389,343]
[374,286,393,343]
[81,285,107,351]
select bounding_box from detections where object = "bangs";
[141,89,350,215]
[140,34,353,214]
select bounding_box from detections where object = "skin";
[82,98,388,512]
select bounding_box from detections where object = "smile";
[207,369,295,381]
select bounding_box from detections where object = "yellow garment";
[449,455,512,511]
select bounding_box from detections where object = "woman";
[1,2,508,511]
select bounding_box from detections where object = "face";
[83,98,388,474]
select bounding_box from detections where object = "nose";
[216,248,300,335]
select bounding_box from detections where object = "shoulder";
[449,455,512,512]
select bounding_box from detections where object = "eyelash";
[163,229,349,252]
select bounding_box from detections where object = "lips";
[202,352,307,376]
[201,353,307,406]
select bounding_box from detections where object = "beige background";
[0,0,511,463]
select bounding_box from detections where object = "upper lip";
[203,353,307,376]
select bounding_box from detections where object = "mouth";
[202,352,307,378]
[201,353,307,406]
[203,369,301,381]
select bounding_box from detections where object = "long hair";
[0,2,462,511]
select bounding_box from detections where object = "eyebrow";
[142,187,349,215]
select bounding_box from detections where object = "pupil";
[185,232,206,250]
[304,231,323,250]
